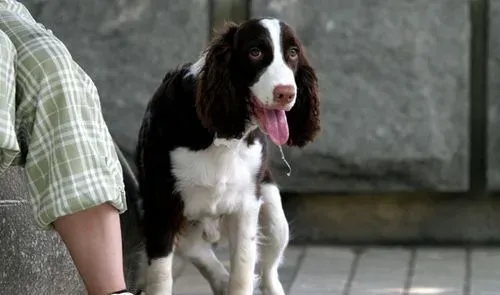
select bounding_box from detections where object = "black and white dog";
[134,17,320,295]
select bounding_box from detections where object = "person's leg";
[0,2,130,294]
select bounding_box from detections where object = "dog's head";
[196,18,320,147]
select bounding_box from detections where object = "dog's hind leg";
[177,219,229,295]
[258,183,289,295]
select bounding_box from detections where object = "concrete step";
[282,193,500,245]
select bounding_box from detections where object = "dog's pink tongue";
[264,109,289,145]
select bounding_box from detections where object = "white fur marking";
[146,255,174,295]
[186,53,206,77]
[170,133,265,294]
[170,138,263,220]
[250,18,296,108]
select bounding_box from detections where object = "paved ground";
[172,245,500,295]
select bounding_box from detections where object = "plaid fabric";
[0,0,127,228]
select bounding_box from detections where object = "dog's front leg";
[142,189,184,295]
[226,198,261,295]
[258,183,288,295]
[145,252,175,295]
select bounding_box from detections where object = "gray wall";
[489,0,500,191]
[255,0,470,192]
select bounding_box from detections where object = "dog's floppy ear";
[196,22,248,139]
[286,47,320,147]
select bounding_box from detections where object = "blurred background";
[14,0,490,243]
[2,0,500,293]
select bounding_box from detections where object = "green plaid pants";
[0,0,127,228]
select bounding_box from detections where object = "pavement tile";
[289,246,355,295]
[277,246,304,293]
[410,248,465,295]
[174,262,213,295]
[349,248,410,295]
[470,248,500,295]
[170,246,500,295]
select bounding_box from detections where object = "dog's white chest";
[170,139,263,219]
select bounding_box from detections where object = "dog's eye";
[249,47,262,59]
[288,47,299,58]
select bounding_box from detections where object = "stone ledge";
[284,193,500,245]
[0,167,84,294]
